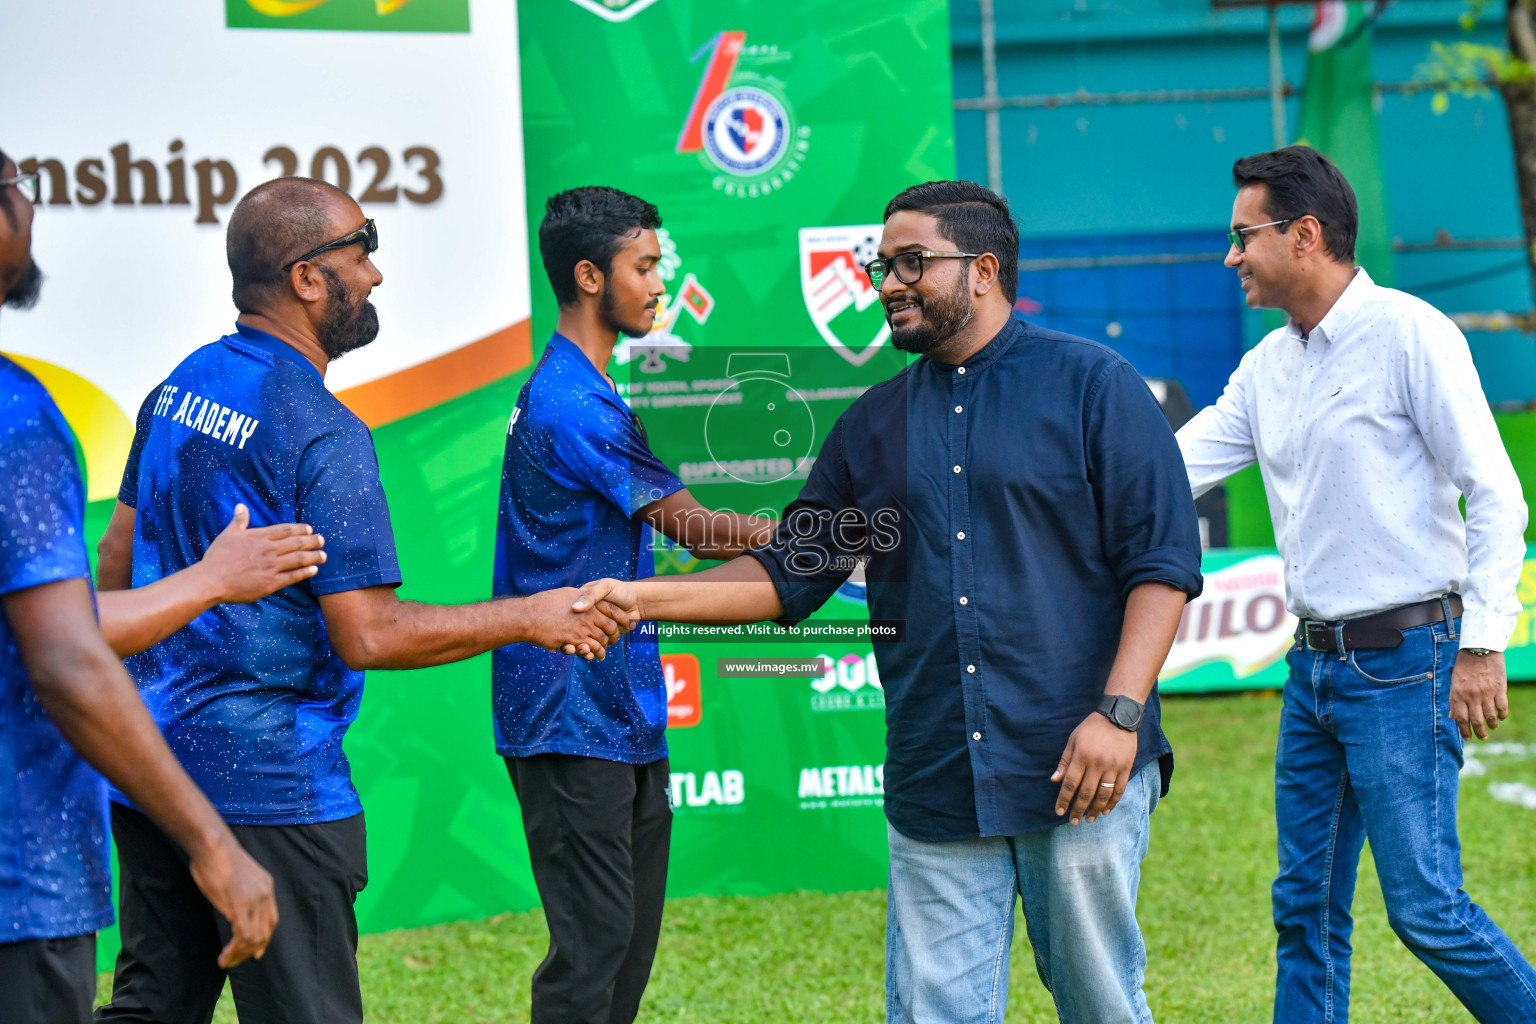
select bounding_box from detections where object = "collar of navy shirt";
[918,314,1022,379]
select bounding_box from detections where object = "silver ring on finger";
[1097,781,1116,789]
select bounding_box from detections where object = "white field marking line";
[1456,741,1536,809]
[1489,782,1536,809]
[1460,741,1536,778]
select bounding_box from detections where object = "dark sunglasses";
[863,250,979,289]
[282,218,379,272]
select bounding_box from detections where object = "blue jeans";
[1275,617,1536,1023]
[886,763,1159,1024]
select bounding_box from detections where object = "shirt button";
[960,596,969,605]
[957,531,966,540]
[957,367,967,375]
[966,664,976,674]
[955,405,963,413]
[972,732,982,741]
[953,465,962,474]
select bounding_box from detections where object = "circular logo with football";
[702,87,790,176]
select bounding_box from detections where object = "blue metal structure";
[950,1,1532,404]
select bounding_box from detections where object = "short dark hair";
[226,177,353,315]
[538,187,662,307]
[882,180,1019,303]
[1231,145,1358,264]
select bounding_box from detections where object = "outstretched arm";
[574,554,784,625]
[639,489,777,562]
[1177,347,1260,499]
[95,500,136,592]
[96,503,328,656]
[4,577,279,968]
[320,583,636,670]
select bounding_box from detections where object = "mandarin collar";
[924,315,1020,379]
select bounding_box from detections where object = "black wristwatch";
[1096,694,1146,732]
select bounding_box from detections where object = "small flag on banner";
[678,273,715,324]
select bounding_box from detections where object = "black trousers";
[94,804,368,1024]
[507,754,672,1024]
[0,932,95,1024]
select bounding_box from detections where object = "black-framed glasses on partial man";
[863,250,980,289]
[1226,219,1294,253]
[282,218,379,272]
[0,171,41,206]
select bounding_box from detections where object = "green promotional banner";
[519,0,955,897]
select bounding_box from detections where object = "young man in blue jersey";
[93,178,633,1024]
[0,150,300,1024]
[496,186,775,1024]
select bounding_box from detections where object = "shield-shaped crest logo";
[565,0,662,22]
[799,226,890,367]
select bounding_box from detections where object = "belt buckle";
[1301,621,1327,652]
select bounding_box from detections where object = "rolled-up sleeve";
[747,416,860,624]
[1086,361,1204,600]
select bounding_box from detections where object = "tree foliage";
[1419,0,1536,295]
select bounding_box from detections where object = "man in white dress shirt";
[1179,145,1536,1024]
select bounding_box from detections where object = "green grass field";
[97,686,1536,1023]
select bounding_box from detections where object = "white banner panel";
[0,0,528,497]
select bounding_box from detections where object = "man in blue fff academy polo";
[93,177,633,1024]
[0,148,293,1024]
[495,186,775,1024]
[573,181,1203,1024]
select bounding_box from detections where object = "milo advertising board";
[1170,547,1536,690]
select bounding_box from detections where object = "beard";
[888,272,973,354]
[3,258,43,310]
[599,279,656,339]
[317,265,381,361]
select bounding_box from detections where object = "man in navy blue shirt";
[0,149,289,1024]
[95,178,632,1024]
[496,186,775,1024]
[577,181,1203,1024]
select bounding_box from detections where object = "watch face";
[1113,701,1142,729]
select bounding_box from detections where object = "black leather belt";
[1296,595,1462,653]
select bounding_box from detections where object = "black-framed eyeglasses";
[0,171,41,206]
[282,218,378,272]
[863,250,980,289]
[1227,219,1297,252]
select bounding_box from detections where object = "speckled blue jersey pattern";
[117,324,401,825]
[0,355,112,941]
[492,334,684,763]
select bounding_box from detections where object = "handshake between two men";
[565,554,789,659]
